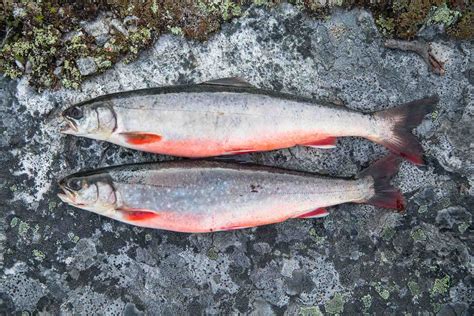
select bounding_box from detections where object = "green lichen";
[169,26,184,36]
[1,0,472,90]
[197,0,242,21]
[18,221,30,237]
[32,25,60,47]
[150,0,159,15]
[458,222,469,234]
[32,249,45,262]
[431,275,450,297]
[432,302,442,313]
[382,226,396,241]
[61,60,81,89]
[361,294,372,311]
[0,24,60,87]
[125,27,153,62]
[10,217,19,228]
[207,247,219,260]
[427,3,461,27]
[65,33,90,57]
[376,16,394,36]
[67,232,80,243]
[94,56,112,70]
[48,201,56,211]
[410,228,427,242]
[253,0,271,6]
[373,282,390,300]
[325,293,345,315]
[408,280,421,298]
[299,306,323,316]
[309,228,326,244]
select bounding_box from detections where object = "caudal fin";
[371,95,438,165]
[359,155,405,212]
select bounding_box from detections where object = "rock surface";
[0,5,472,315]
[75,57,98,76]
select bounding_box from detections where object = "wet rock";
[75,57,98,76]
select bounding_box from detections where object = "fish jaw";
[57,192,74,204]
[57,185,86,208]
[60,118,79,135]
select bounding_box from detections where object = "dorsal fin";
[200,77,255,88]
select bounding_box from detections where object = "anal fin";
[225,148,258,155]
[302,137,337,149]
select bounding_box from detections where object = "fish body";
[58,155,404,233]
[61,78,438,164]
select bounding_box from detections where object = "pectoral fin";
[120,132,162,145]
[117,207,160,221]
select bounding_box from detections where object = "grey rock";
[436,206,471,231]
[0,4,472,315]
[110,18,129,36]
[122,303,145,316]
[75,57,98,76]
[82,15,111,45]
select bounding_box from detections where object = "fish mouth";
[57,183,81,205]
[60,117,78,134]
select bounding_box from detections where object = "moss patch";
[1,1,472,90]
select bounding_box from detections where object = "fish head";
[58,173,117,216]
[61,101,116,139]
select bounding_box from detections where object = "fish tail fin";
[369,95,439,165]
[358,155,405,212]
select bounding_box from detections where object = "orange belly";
[118,207,295,233]
[120,133,334,157]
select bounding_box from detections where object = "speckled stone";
[0,4,472,315]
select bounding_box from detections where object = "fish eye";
[66,106,83,119]
[67,178,82,191]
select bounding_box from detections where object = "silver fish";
[60,77,438,164]
[58,155,404,233]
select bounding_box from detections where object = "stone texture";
[75,57,98,76]
[0,4,472,315]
